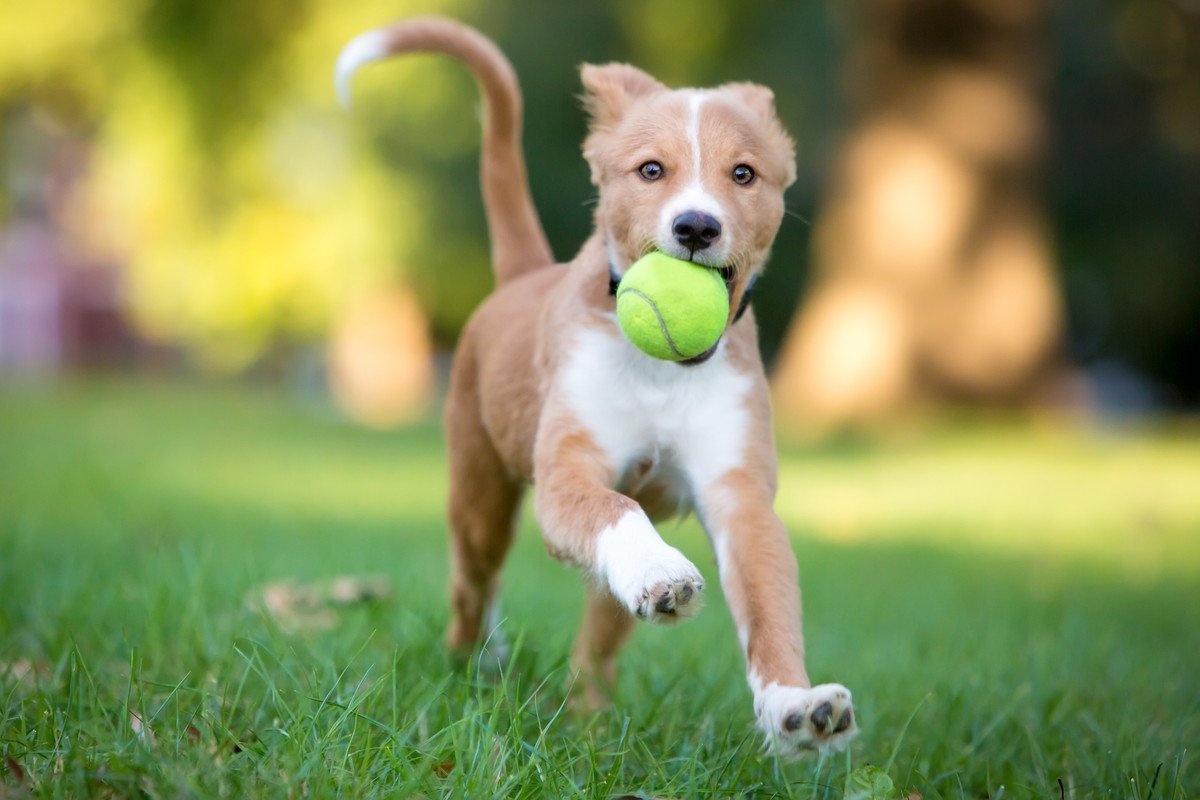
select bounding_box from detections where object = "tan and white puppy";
[337,17,856,757]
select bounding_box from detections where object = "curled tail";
[336,17,554,285]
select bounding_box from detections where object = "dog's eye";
[732,164,756,185]
[638,161,664,181]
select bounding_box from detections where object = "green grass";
[1,378,1197,798]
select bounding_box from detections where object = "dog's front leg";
[696,467,857,758]
[532,409,704,623]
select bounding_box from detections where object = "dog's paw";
[596,513,704,622]
[612,546,705,622]
[633,556,705,621]
[755,682,857,758]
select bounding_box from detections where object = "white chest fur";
[558,322,753,499]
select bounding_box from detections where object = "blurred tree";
[773,0,1065,433]
[1049,0,1200,407]
[0,0,469,375]
[0,0,1196,407]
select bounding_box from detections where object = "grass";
[1,378,1197,798]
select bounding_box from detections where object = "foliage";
[844,766,896,800]
[0,0,871,369]
[2,1,1195,390]
[0,0,476,369]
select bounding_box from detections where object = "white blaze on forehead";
[659,91,726,246]
[687,92,706,185]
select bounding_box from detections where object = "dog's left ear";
[720,81,797,187]
[719,82,778,119]
[580,63,666,131]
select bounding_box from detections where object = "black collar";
[607,262,757,366]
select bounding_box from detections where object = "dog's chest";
[559,325,753,495]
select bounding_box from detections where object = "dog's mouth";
[676,265,735,368]
[675,247,735,292]
[678,340,721,366]
[715,265,736,290]
[611,249,749,368]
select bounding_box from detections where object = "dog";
[336,16,856,757]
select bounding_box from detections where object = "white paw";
[595,511,704,622]
[755,682,857,758]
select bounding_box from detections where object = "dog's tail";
[335,17,554,285]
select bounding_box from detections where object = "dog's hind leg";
[444,390,524,658]
[571,584,634,708]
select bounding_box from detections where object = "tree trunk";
[773,0,1064,434]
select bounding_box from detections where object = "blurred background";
[2,4,1198,793]
[0,0,1197,429]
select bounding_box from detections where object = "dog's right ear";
[580,63,665,131]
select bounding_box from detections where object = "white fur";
[335,29,391,107]
[658,91,730,267]
[560,324,750,619]
[750,670,857,758]
[595,509,704,619]
[481,600,509,660]
[694,482,744,644]
[606,237,627,276]
[701,510,747,649]
[563,326,858,756]
[559,325,752,497]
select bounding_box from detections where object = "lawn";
[1,379,1197,798]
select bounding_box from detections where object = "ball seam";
[618,287,685,359]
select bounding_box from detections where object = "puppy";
[336,16,856,756]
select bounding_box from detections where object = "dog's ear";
[580,63,666,130]
[720,81,797,187]
[719,82,778,119]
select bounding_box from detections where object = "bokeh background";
[2,1,1199,795]
[1,0,1197,426]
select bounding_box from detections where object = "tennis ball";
[616,252,730,361]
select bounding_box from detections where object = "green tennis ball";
[616,251,730,361]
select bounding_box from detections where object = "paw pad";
[635,575,703,620]
[758,682,858,759]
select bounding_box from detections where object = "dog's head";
[581,63,796,313]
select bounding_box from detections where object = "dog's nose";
[672,211,721,251]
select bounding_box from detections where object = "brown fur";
[340,16,852,752]
[365,17,554,283]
